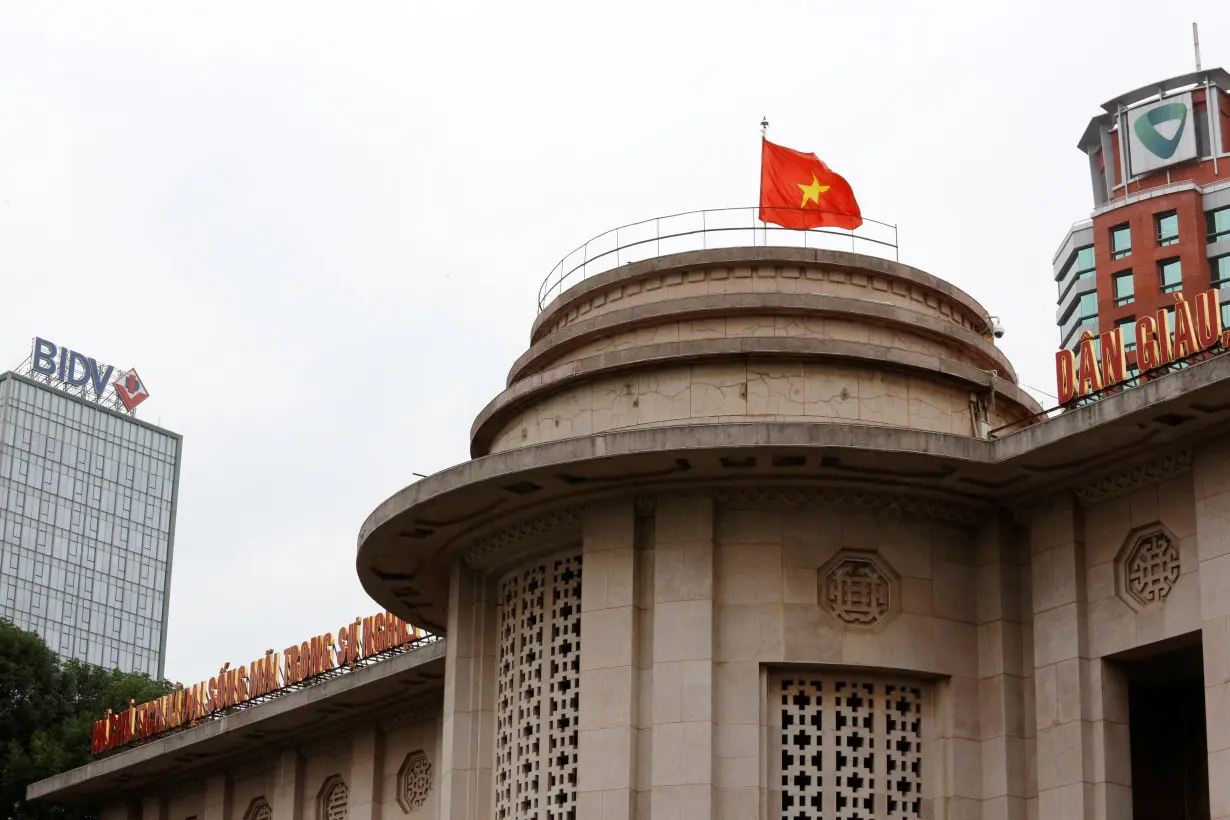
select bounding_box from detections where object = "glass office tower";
[0,372,180,677]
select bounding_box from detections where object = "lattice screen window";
[779,675,925,820]
[494,552,583,820]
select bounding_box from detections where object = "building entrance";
[1119,635,1209,820]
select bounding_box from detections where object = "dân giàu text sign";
[1056,289,1223,405]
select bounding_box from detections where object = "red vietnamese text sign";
[91,610,426,755]
[1055,289,1224,405]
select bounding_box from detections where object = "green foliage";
[0,618,174,820]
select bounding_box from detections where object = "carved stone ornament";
[317,775,349,820]
[243,799,271,820]
[1076,450,1193,506]
[1118,525,1181,610]
[462,507,582,568]
[819,551,900,630]
[397,750,433,813]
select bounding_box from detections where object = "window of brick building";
[1116,317,1137,351]
[1159,258,1183,293]
[1111,224,1132,260]
[1156,211,1179,246]
[1212,255,1230,290]
[1114,271,1135,306]
[1211,208,1230,244]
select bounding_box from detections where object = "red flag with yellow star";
[759,138,862,231]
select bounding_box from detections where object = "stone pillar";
[141,796,167,820]
[438,565,496,820]
[203,773,232,820]
[635,509,656,820]
[1030,495,1131,820]
[1195,438,1230,820]
[350,725,385,820]
[271,749,303,820]
[651,496,714,820]
[977,513,1028,820]
[577,499,639,819]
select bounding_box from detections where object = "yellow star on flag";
[797,174,830,208]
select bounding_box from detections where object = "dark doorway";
[1118,634,1209,820]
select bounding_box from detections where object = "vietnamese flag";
[759,138,862,231]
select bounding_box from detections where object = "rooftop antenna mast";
[1194,22,1202,71]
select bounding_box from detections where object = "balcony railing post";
[616,228,620,267]
[702,210,707,250]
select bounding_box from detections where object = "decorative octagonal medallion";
[819,551,900,630]
[397,749,433,813]
[1118,525,1181,610]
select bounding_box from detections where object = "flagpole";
[759,117,769,247]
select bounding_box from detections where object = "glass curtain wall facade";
[0,373,180,677]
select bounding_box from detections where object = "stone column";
[203,773,232,820]
[438,565,496,820]
[651,496,715,820]
[271,749,303,820]
[976,513,1029,820]
[577,499,638,819]
[1195,438,1230,820]
[1030,495,1131,820]
[141,796,167,820]
[635,509,656,820]
[350,725,385,820]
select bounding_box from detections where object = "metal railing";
[90,632,442,759]
[537,207,899,311]
[987,342,1230,439]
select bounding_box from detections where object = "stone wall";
[486,362,1010,454]
[101,715,442,820]
[477,248,1038,458]
[450,490,1037,820]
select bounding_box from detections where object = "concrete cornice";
[359,353,1230,632]
[473,335,1039,457]
[509,291,1020,389]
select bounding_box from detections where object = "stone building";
[29,241,1230,820]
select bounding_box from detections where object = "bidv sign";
[30,337,150,412]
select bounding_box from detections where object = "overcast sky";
[0,1,1223,685]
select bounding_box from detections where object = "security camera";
[988,316,1005,339]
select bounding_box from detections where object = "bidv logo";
[1134,101,1188,160]
[31,338,151,412]
[112,369,149,411]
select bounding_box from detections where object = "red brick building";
[1054,68,1230,377]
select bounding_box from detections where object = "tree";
[0,618,174,820]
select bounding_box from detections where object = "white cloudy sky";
[0,1,1222,684]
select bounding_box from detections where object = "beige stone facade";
[31,247,1230,820]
